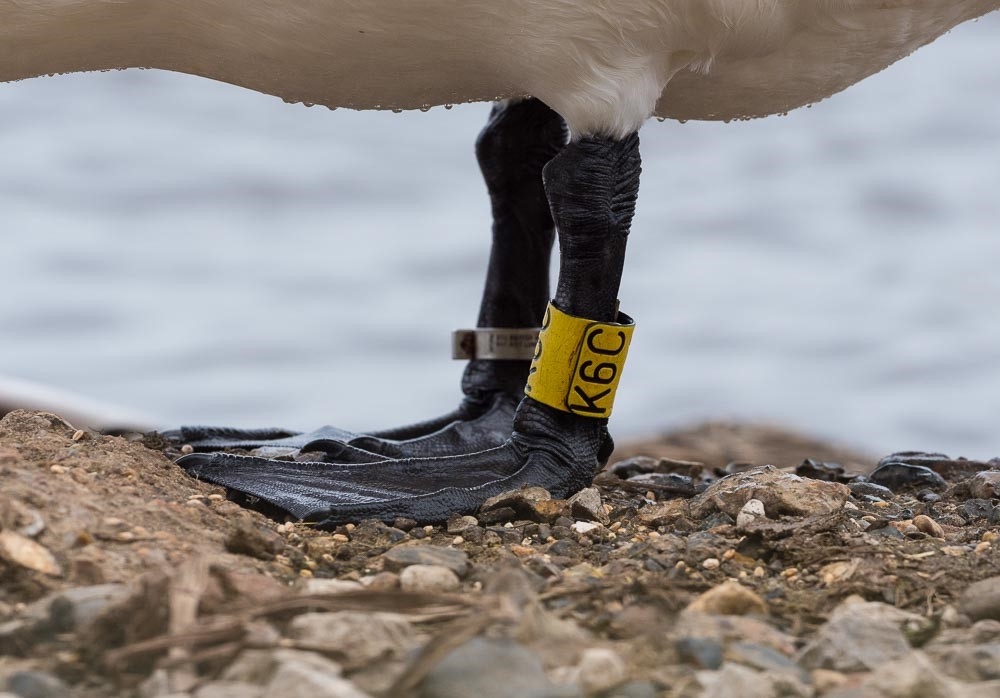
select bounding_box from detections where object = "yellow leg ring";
[524,302,634,418]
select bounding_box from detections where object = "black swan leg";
[179,130,642,525]
[165,98,566,462]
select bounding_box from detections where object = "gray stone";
[869,463,948,492]
[735,499,766,530]
[677,613,797,657]
[862,651,960,698]
[380,545,469,578]
[849,481,896,500]
[299,579,363,595]
[481,486,552,511]
[676,637,724,669]
[924,642,1000,682]
[958,575,1000,622]
[571,647,627,694]
[267,661,372,698]
[222,648,343,685]
[696,663,811,698]
[446,514,480,535]
[954,682,1000,698]
[137,669,171,698]
[797,600,927,672]
[48,584,127,632]
[968,471,1000,499]
[192,683,263,698]
[5,672,72,698]
[691,465,850,519]
[0,620,35,656]
[599,682,658,698]
[0,585,121,655]
[479,487,569,523]
[224,519,284,560]
[972,619,1000,642]
[288,612,415,664]
[727,642,811,684]
[568,488,608,524]
[419,637,582,698]
[399,564,460,593]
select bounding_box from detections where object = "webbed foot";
[177,397,612,525]
[175,116,642,526]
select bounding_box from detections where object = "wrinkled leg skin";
[166,98,566,462]
[178,125,642,526]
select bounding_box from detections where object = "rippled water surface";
[2,16,999,457]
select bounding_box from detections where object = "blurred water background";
[1,15,998,458]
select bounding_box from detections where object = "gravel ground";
[1,409,999,697]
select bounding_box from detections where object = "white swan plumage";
[2,0,997,137]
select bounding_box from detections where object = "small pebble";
[0,530,62,576]
[49,464,66,474]
[975,541,991,554]
[685,579,767,616]
[6,670,71,698]
[702,558,720,570]
[452,536,464,545]
[72,429,85,441]
[446,515,479,535]
[331,534,349,543]
[574,647,627,694]
[180,444,195,454]
[394,517,418,531]
[912,514,944,538]
[736,498,766,529]
[399,564,460,593]
[811,668,849,693]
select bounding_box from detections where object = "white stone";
[222,648,343,685]
[574,647,627,694]
[736,499,767,530]
[193,682,263,698]
[288,611,416,664]
[267,662,373,698]
[300,578,364,595]
[399,564,460,593]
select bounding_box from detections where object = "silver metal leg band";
[452,328,541,361]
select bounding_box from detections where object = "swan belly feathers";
[2,0,997,134]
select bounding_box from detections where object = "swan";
[4,0,997,524]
